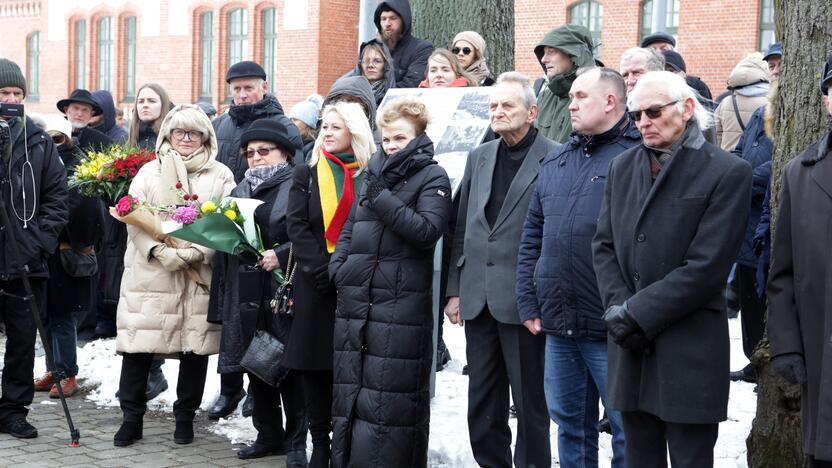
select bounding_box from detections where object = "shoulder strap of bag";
[731,94,746,131]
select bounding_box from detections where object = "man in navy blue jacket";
[516,67,640,468]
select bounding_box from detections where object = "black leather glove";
[603,303,645,347]
[771,353,807,385]
[364,172,387,202]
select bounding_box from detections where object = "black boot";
[309,446,331,468]
[288,448,309,467]
[237,441,285,459]
[241,391,254,418]
[114,420,143,447]
[146,362,169,401]
[208,389,245,420]
[173,420,194,444]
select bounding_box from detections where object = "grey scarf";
[244,162,290,191]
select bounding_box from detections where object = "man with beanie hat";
[0,58,69,439]
[534,24,596,143]
[767,55,832,467]
[374,0,434,88]
[213,60,303,183]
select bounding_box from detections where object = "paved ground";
[0,337,288,467]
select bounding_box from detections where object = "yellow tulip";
[224,210,237,221]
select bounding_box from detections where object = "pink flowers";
[170,204,199,225]
[115,195,139,216]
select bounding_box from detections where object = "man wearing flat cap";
[56,88,114,151]
[641,31,676,51]
[768,56,832,468]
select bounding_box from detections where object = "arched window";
[26,31,39,101]
[74,19,87,89]
[569,1,603,58]
[261,7,277,93]
[97,16,113,90]
[227,8,248,68]
[640,0,679,42]
[122,16,137,100]
[198,11,214,100]
[758,0,776,52]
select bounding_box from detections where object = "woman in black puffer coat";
[328,98,452,468]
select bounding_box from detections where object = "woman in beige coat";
[113,104,235,448]
[714,53,771,151]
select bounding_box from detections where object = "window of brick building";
[26,31,39,101]
[75,20,87,89]
[758,0,775,52]
[198,11,214,100]
[261,7,277,94]
[569,1,603,58]
[123,16,137,100]
[98,16,114,91]
[227,8,248,67]
[640,0,679,41]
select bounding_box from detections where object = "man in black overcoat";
[767,58,832,468]
[591,70,751,467]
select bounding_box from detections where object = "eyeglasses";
[171,128,204,141]
[361,58,384,66]
[628,100,680,122]
[244,147,278,158]
[452,47,473,56]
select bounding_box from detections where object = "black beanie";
[0,59,26,96]
[225,61,267,83]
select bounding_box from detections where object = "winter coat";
[208,165,293,373]
[345,39,397,106]
[283,163,338,370]
[373,0,434,88]
[91,90,129,144]
[74,126,115,152]
[116,151,236,355]
[325,75,378,130]
[753,183,771,296]
[533,25,596,144]
[687,75,714,108]
[733,105,773,268]
[516,116,641,338]
[328,133,452,468]
[213,94,303,182]
[592,123,752,424]
[768,131,832,461]
[714,58,769,151]
[0,116,68,281]
[446,130,560,324]
[134,122,159,151]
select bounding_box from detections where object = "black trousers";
[807,456,832,468]
[119,352,208,422]
[301,370,333,451]
[621,410,718,468]
[249,370,307,451]
[465,309,550,468]
[737,265,765,359]
[0,278,44,422]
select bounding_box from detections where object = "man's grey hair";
[620,47,665,72]
[628,71,714,130]
[496,71,537,109]
[576,67,627,104]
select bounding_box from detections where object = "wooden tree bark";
[410,0,514,76]
[746,1,832,466]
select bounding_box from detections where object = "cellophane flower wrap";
[68,145,156,201]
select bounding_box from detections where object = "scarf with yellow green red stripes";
[317,148,363,252]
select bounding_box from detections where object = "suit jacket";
[446,130,559,324]
[591,124,752,423]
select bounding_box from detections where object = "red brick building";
[0,0,772,115]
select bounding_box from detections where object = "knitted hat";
[225,61,267,83]
[240,118,295,156]
[289,94,323,129]
[662,50,687,73]
[641,31,676,49]
[452,31,487,59]
[194,101,217,117]
[0,59,26,96]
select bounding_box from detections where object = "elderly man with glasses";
[591,71,752,467]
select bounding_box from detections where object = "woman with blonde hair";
[285,101,374,468]
[113,104,236,448]
[452,31,494,86]
[418,48,478,88]
[329,98,452,467]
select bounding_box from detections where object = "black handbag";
[270,246,296,316]
[240,329,289,387]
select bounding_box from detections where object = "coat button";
[637,233,646,242]
[487,261,494,266]
[633,272,640,281]
[567,330,573,335]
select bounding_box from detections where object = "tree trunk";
[746,1,832,466]
[410,0,514,76]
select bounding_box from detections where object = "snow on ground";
[37,317,757,467]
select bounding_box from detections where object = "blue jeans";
[544,335,625,468]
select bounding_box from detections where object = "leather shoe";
[146,367,169,401]
[93,324,117,339]
[34,372,54,391]
[287,448,308,467]
[0,418,37,439]
[50,376,79,398]
[237,442,285,459]
[208,390,245,420]
[730,364,757,383]
[114,420,143,447]
[173,420,194,444]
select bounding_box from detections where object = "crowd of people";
[0,0,829,467]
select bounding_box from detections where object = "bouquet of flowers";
[68,145,156,201]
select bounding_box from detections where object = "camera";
[0,103,23,119]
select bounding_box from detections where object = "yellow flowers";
[223,210,237,221]
[76,151,110,179]
[200,201,217,214]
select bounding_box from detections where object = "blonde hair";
[157,104,219,155]
[377,97,430,135]
[309,102,375,171]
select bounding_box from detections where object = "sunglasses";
[628,100,679,122]
[244,147,278,158]
[452,47,473,56]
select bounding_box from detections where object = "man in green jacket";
[534,24,596,143]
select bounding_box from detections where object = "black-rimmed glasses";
[628,100,680,122]
[171,128,204,141]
